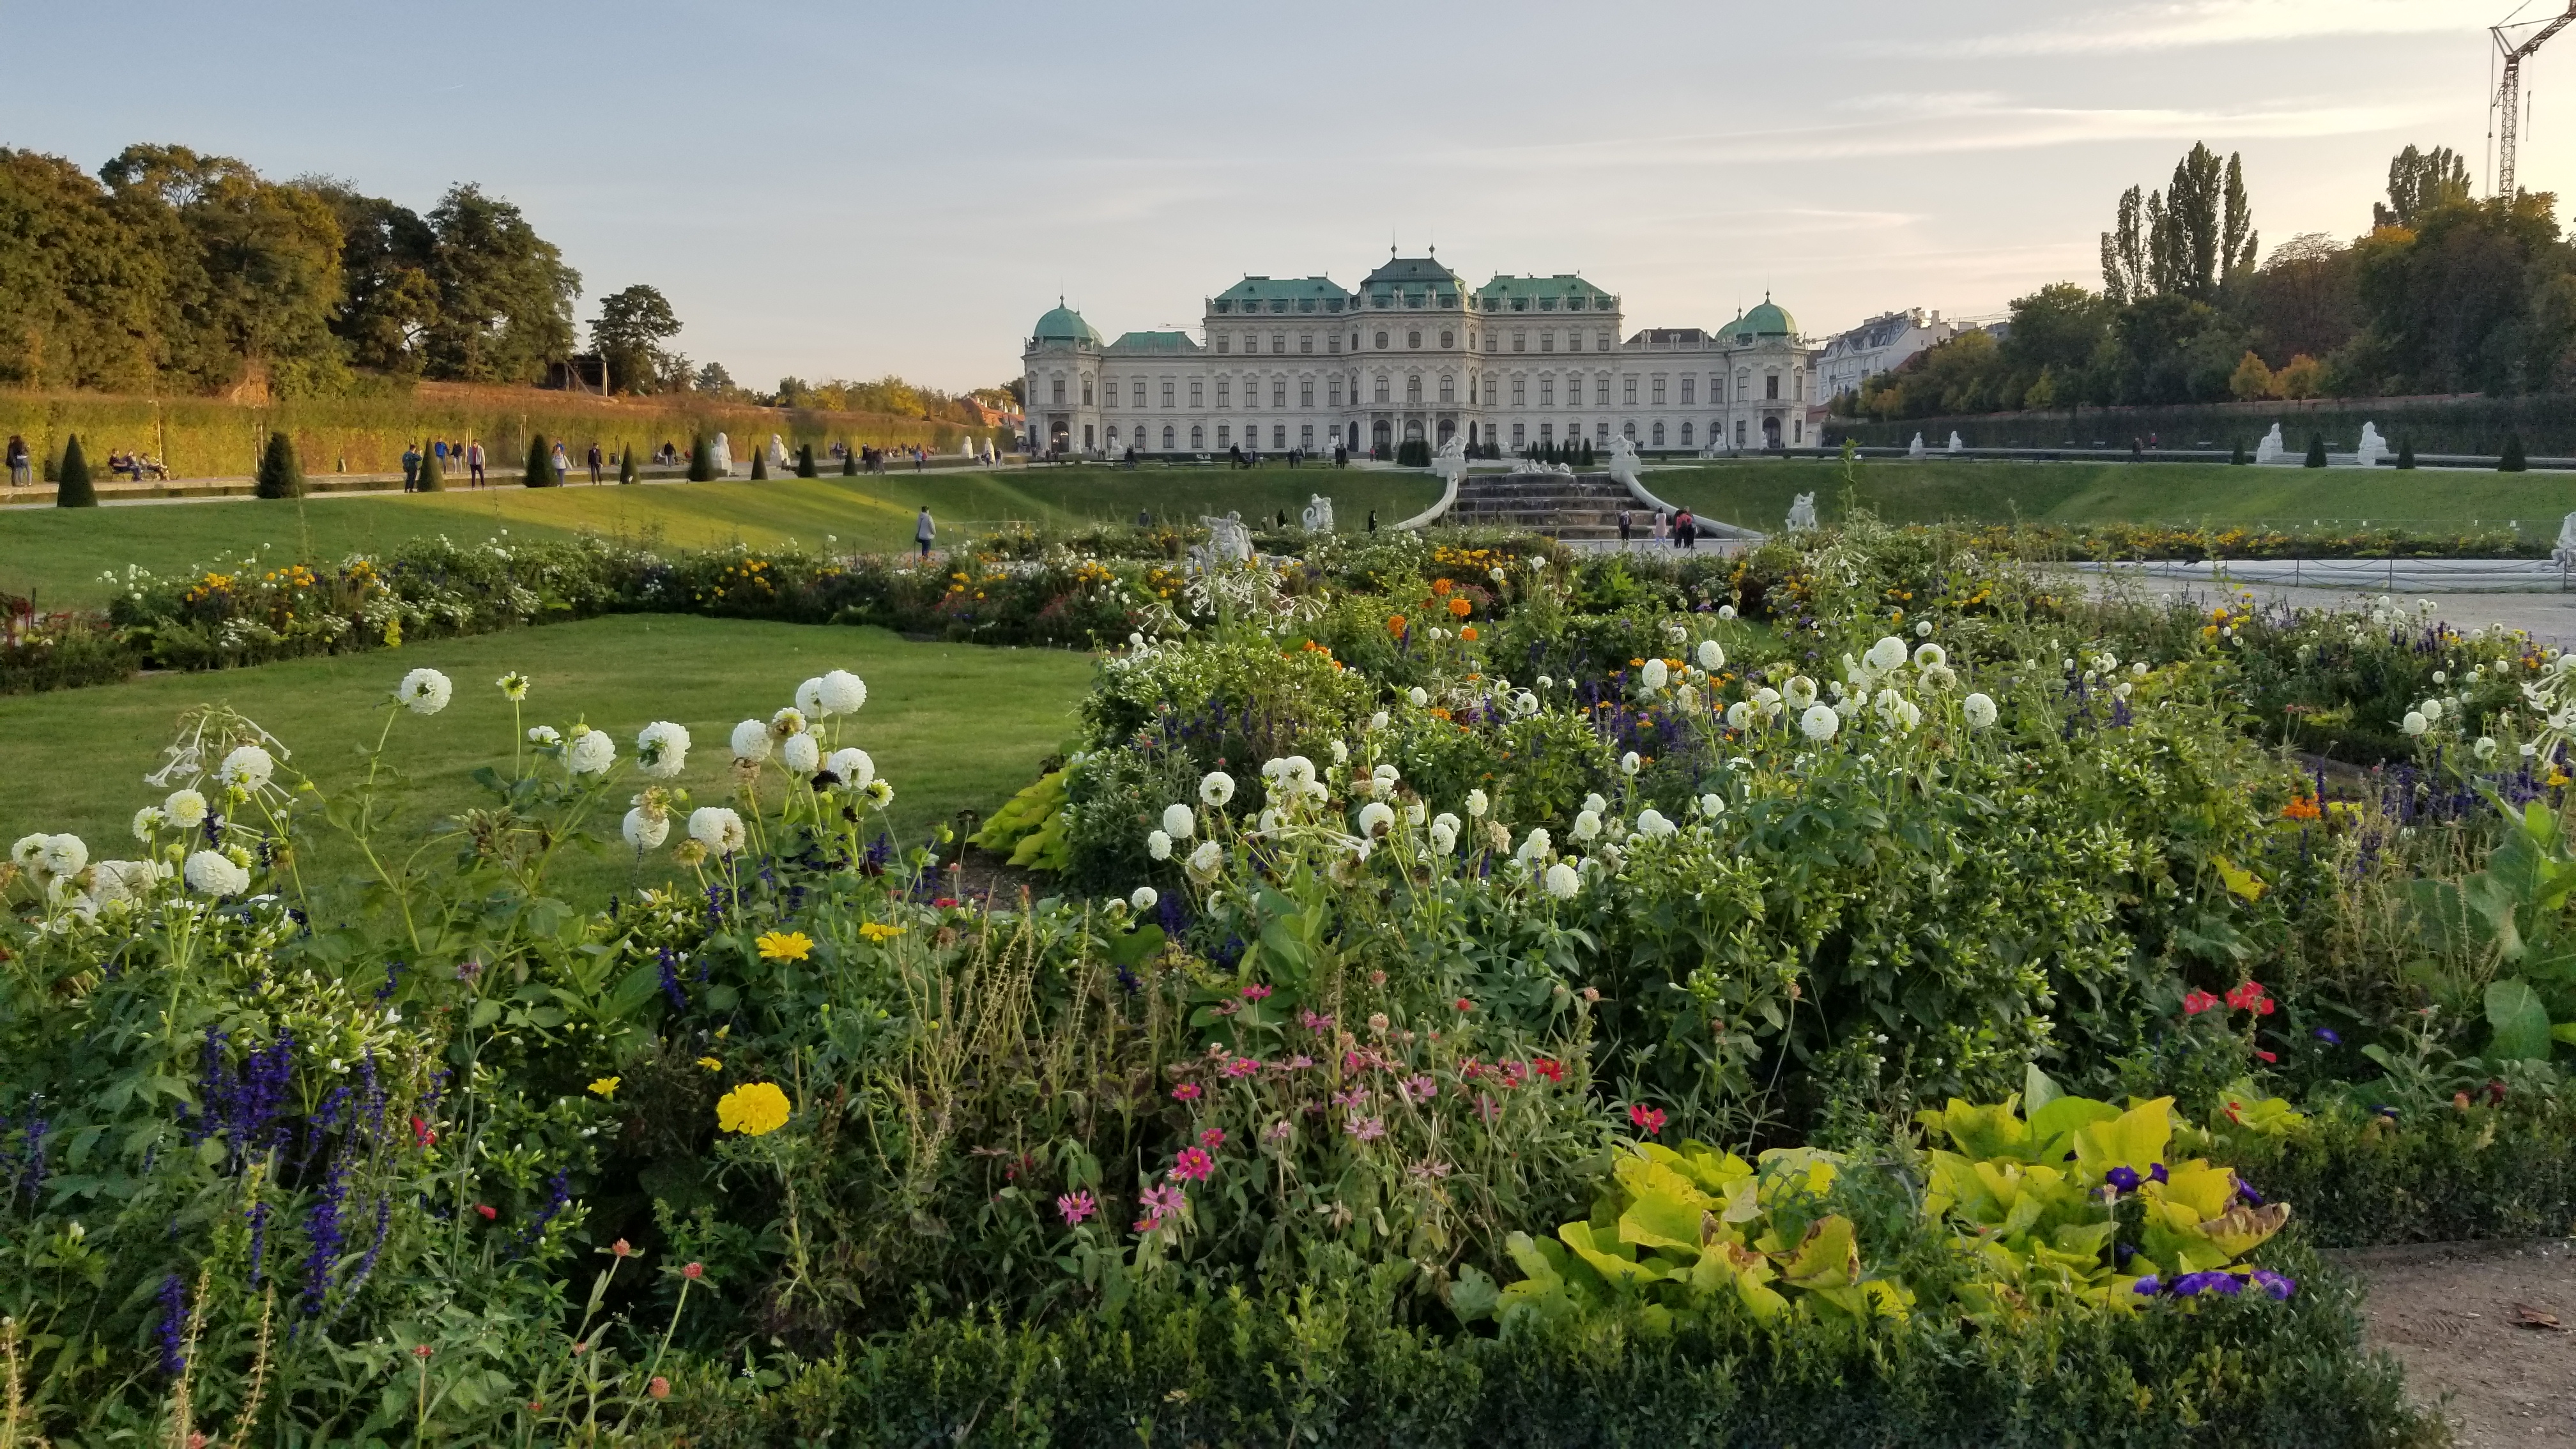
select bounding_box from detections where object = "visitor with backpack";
[401,442,422,492]
[915,506,936,559]
[5,434,29,488]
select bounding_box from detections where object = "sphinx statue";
[2255,424,2285,464]
[1785,493,1819,531]
[1301,494,1336,532]
[710,433,734,475]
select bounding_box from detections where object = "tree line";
[0,142,1002,422]
[1840,142,2576,420]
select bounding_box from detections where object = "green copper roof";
[1361,256,1465,291]
[1212,276,1353,314]
[1473,273,1616,313]
[1107,330,1200,354]
[1725,298,1797,339]
[1031,305,1103,344]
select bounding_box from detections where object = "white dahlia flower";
[10,834,47,871]
[36,834,86,878]
[1187,838,1223,878]
[1544,861,1581,899]
[1726,701,1754,730]
[1356,801,1396,839]
[1700,792,1726,818]
[1429,816,1459,854]
[1162,803,1196,839]
[183,849,250,896]
[1963,693,1998,730]
[818,670,868,715]
[1571,809,1602,842]
[1866,636,1909,673]
[218,745,275,790]
[1620,751,1643,776]
[1517,827,1552,864]
[567,729,616,776]
[1800,705,1841,742]
[794,677,827,717]
[1369,710,1390,732]
[623,807,671,850]
[770,706,808,737]
[2475,735,2500,760]
[2402,710,2428,737]
[528,725,563,747]
[687,806,747,855]
[827,748,874,788]
[1147,829,1174,861]
[1698,640,1724,670]
[781,732,821,774]
[1640,659,1669,690]
[396,668,453,715]
[864,779,894,807]
[165,790,209,829]
[1784,676,1819,710]
[1130,885,1159,912]
[132,806,167,841]
[1635,808,1676,839]
[731,719,773,762]
[1913,643,1946,669]
[636,721,691,779]
[1467,788,1489,818]
[1408,687,1430,707]
[1200,771,1236,806]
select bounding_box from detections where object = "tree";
[688,434,714,482]
[2304,433,2328,468]
[795,442,816,477]
[298,178,438,376]
[2106,144,2257,305]
[0,150,168,392]
[2352,192,2571,394]
[841,444,857,477]
[2502,432,2529,471]
[2244,233,2360,365]
[2230,438,2248,464]
[694,361,736,396]
[590,284,682,395]
[54,434,93,507]
[2376,145,2472,230]
[255,429,304,498]
[2228,351,2275,400]
[420,184,580,384]
[750,446,768,480]
[2101,187,2147,304]
[2274,355,2326,400]
[415,446,443,493]
[525,433,555,487]
[2396,437,2417,469]
[618,447,636,484]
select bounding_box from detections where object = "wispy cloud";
[1913,0,2477,58]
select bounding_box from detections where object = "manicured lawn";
[1644,459,2576,537]
[0,466,1446,608]
[0,615,1096,904]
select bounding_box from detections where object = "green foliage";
[842,445,857,477]
[2501,431,2528,471]
[750,446,768,480]
[2303,433,2327,468]
[2395,437,2416,468]
[415,445,444,493]
[687,432,715,482]
[525,432,554,487]
[617,446,636,484]
[52,433,93,507]
[1396,438,1431,468]
[795,443,817,478]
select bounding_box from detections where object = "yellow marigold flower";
[858,921,905,944]
[716,1081,792,1137]
[756,930,813,962]
[588,1076,621,1100]
[697,1056,723,1071]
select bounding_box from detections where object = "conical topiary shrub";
[2396,438,2416,470]
[687,434,715,482]
[750,447,768,480]
[525,434,555,487]
[618,447,638,484]
[797,443,817,477]
[54,434,95,508]
[2501,433,2529,471]
[2304,433,2327,468]
[2230,440,2247,465]
[841,444,857,477]
[416,448,443,493]
[254,429,305,498]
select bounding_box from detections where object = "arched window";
[1163,425,1176,449]
[1438,374,1455,402]
[1406,374,1422,404]
[1680,421,1694,445]
[1190,424,1204,448]
[1651,420,1665,446]
[1374,374,1390,402]
[1082,375,1094,405]
[1622,420,1636,440]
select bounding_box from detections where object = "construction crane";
[2496,0,2576,199]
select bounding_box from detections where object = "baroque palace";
[1020,250,1818,459]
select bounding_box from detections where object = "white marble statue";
[1606,434,1643,491]
[710,433,734,476]
[1907,433,1926,460]
[961,437,977,458]
[1301,494,1336,532]
[2255,424,2284,464]
[1199,510,1255,564]
[1947,431,1965,454]
[2554,512,2576,569]
[1785,493,1819,531]
[1430,434,1469,488]
[2357,422,2388,468]
[767,434,789,468]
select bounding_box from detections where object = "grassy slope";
[1644,459,2576,536]
[0,615,1096,905]
[0,466,1446,608]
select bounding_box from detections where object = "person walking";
[401,441,422,492]
[1618,507,1632,546]
[914,505,936,559]
[1677,509,1698,550]
[586,442,604,484]
[551,441,571,481]
[1367,509,1377,533]
[4,434,29,489]
[466,439,486,487]
[1136,507,1151,526]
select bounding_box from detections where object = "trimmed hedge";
[664,1246,2436,1448]
[2234,1098,2576,1247]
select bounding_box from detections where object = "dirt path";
[2347,1240,2576,1446]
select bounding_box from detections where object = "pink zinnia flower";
[1263,1120,1292,1143]
[1346,1115,1386,1141]
[1199,1126,1227,1149]
[1399,1073,1438,1103]
[1300,1009,1335,1034]
[1138,1183,1188,1223]
[1285,1054,1315,1070]
[1222,1057,1261,1079]
[1332,1087,1369,1108]
[1243,984,1273,1000]
[1057,1190,1098,1225]
[1170,1082,1202,1102]
[1628,1103,1667,1135]
[1171,1146,1216,1181]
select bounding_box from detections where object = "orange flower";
[1459,625,1478,641]
[2282,796,2321,822]
[1447,597,1471,617]
[1430,578,1453,595]
[1387,615,1408,636]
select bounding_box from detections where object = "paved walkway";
[2060,564,2576,647]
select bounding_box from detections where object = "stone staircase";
[1442,470,1644,540]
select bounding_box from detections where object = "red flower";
[1242,984,1273,1000]
[932,897,959,908]
[2225,981,2274,1015]
[612,1238,633,1257]
[1171,1082,1203,1102]
[1199,1126,1227,1149]
[412,1344,433,1360]
[1531,1058,1565,1084]
[1627,1103,1668,1135]
[648,1376,670,1400]
[2181,990,2223,1016]
[474,1204,497,1220]
[410,1115,438,1148]
[682,1261,704,1280]
[1171,1147,1216,1182]
[1454,997,1475,1012]
[2254,1049,2277,1064]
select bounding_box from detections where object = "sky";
[0,0,2543,391]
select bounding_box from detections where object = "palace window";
[1374,331,1389,349]
[1105,426,1119,447]
[1162,378,1174,407]
[1680,376,1695,404]
[1735,419,1747,447]
[1680,421,1694,445]
[1511,378,1527,405]
[1374,374,1390,402]
[1190,424,1204,447]
[1485,333,1499,353]
[1300,379,1314,408]
[1050,378,1065,404]
[1621,376,1637,405]
[1540,332,1554,353]
[1301,424,1315,447]
[1766,373,1780,400]
[1596,375,1611,405]
[1511,422,1526,445]
[1438,374,1455,402]
[1218,424,1230,445]
[1594,422,1609,442]
[1736,368,1750,398]
[1483,376,1498,405]
[1652,376,1666,405]
[1301,333,1314,353]
[1540,423,1554,444]
[1406,374,1422,403]
[1271,332,1286,354]
[1189,379,1203,406]
[1539,377,1554,406]
[1328,332,1341,353]
[1272,424,1286,448]
[1652,420,1665,445]
[1132,378,1147,407]
[1598,332,1614,351]
[1163,425,1176,448]
[1215,335,1229,354]
[1407,330,1422,348]
[1328,377,1342,406]
[1622,420,1636,440]
[1082,376,1094,404]
[1272,379,1287,407]
[1795,368,1805,401]
[1512,330,1526,352]
[1216,378,1231,407]
[1439,330,1453,348]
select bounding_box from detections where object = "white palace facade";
[1020,252,1820,459]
